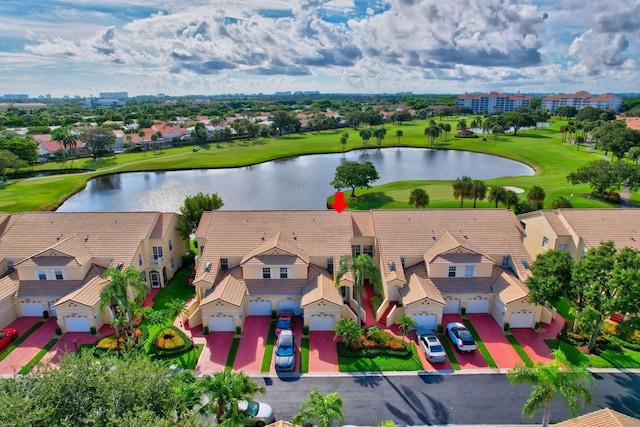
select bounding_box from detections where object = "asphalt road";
[253,372,640,426]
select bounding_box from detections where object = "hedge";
[148,325,193,358]
[336,341,412,359]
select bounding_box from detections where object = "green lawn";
[506,334,533,367]
[439,332,461,370]
[2,119,636,212]
[225,337,241,371]
[300,337,310,373]
[338,342,424,372]
[152,267,195,310]
[544,339,640,368]
[260,320,277,372]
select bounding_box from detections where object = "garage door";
[0,304,17,328]
[20,302,44,317]
[443,299,460,314]
[309,315,335,331]
[209,316,235,332]
[278,300,302,315]
[413,314,437,332]
[466,298,490,314]
[510,312,535,328]
[65,316,91,332]
[491,301,506,325]
[247,300,272,316]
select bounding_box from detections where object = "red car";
[275,311,294,336]
[0,327,18,350]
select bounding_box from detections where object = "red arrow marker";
[330,191,349,213]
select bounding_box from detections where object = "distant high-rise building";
[541,91,622,113]
[99,91,128,99]
[3,94,29,100]
[457,92,531,114]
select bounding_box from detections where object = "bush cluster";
[338,326,410,358]
[148,326,193,358]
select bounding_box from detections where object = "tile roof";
[16,234,93,267]
[554,209,640,251]
[240,232,310,265]
[401,263,445,305]
[201,268,246,307]
[301,265,342,307]
[351,211,374,237]
[554,408,640,427]
[0,272,19,302]
[52,265,109,308]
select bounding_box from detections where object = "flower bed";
[95,327,147,354]
[338,326,410,358]
[148,325,193,358]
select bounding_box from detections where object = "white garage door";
[466,298,490,314]
[310,315,335,331]
[278,300,302,315]
[209,316,235,332]
[443,299,460,314]
[510,312,535,328]
[20,302,44,317]
[247,300,272,316]
[491,301,506,325]
[65,316,91,332]
[413,314,437,332]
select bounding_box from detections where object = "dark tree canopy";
[177,192,224,241]
[408,188,429,209]
[0,137,38,163]
[79,127,116,158]
[525,249,576,307]
[330,161,380,197]
[567,160,638,195]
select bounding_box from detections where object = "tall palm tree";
[507,350,593,427]
[452,176,474,208]
[395,315,417,341]
[167,298,188,323]
[456,119,467,131]
[335,254,382,326]
[505,190,519,209]
[488,186,506,208]
[527,186,546,210]
[359,129,371,146]
[293,389,344,427]
[408,188,429,209]
[472,180,487,208]
[332,318,362,350]
[101,265,150,333]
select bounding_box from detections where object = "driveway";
[413,333,452,371]
[196,331,234,373]
[511,314,565,364]
[308,331,339,372]
[43,324,116,368]
[271,316,304,374]
[466,313,523,369]
[0,317,57,375]
[442,314,489,370]
[232,316,271,373]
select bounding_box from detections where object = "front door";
[149,271,161,288]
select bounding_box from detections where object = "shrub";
[203,326,209,336]
[55,327,62,336]
[336,341,412,358]
[303,325,310,336]
[503,322,510,332]
[90,326,97,335]
[181,252,195,267]
[43,310,50,319]
[96,336,119,351]
[461,307,466,316]
[370,295,383,314]
[148,326,193,358]
[271,310,277,319]
[534,322,540,330]
[235,326,242,335]
[437,324,443,334]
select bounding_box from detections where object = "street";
[253,372,640,426]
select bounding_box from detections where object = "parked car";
[275,311,294,336]
[275,330,296,372]
[447,322,477,352]
[417,331,447,363]
[238,400,276,427]
[0,327,18,350]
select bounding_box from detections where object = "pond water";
[56,147,534,212]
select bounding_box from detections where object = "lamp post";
[73,338,78,352]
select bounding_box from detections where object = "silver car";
[275,330,296,372]
[238,400,275,427]
[417,331,447,363]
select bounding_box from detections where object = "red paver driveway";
[232,316,271,373]
[511,314,565,364]
[0,317,51,375]
[414,333,452,371]
[196,331,234,373]
[442,314,489,370]
[44,324,116,368]
[467,313,523,369]
[271,316,304,373]
[308,331,339,373]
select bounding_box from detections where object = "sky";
[0,0,638,98]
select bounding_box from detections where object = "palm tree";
[527,186,546,210]
[167,298,188,324]
[440,123,451,139]
[408,188,429,209]
[560,125,568,143]
[488,186,506,208]
[192,371,265,424]
[334,254,382,326]
[395,315,417,341]
[452,176,474,208]
[293,389,344,427]
[340,132,349,152]
[424,125,440,145]
[505,190,519,209]
[373,127,386,146]
[507,350,593,427]
[332,318,362,350]
[395,129,403,144]
[472,179,487,208]
[628,146,640,164]
[101,266,150,333]
[359,129,372,146]
[456,119,468,131]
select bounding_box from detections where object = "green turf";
[300,336,310,373]
[462,319,498,368]
[338,342,424,372]
[225,337,241,372]
[18,338,59,374]
[260,320,277,373]
[544,339,640,368]
[152,267,196,310]
[0,320,45,362]
[506,334,533,367]
[439,332,461,370]
[167,343,204,370]
[555,298,575,322]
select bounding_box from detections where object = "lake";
[56,147,534,212]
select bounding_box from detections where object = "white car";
[238,400,276,427]
[417,331,447,363]
[447,322,477,352]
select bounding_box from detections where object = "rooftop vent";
[116,262,124,270]
[204,262,211,272]
[84,235,89,241]
[521,260,530,269]
[389,261,396,271]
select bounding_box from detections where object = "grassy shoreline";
[0,119,634,212]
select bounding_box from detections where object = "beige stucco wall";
[242,264,307,280]
[0,298,17,328]
[301,300,342,327]
[521,215,558,259]
[427,262,493,278]
[54,301,105,333]
[201,301,243,330]
[404,299,445,326]
[138,215,186,287]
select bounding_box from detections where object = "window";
[502,256,510,268]
[351,244,361,256]
[138,253,143,266]
[448,266,457,277]
[170,257,175,269]
[464,266,475,278]
[363,244,374,257]
[54,270,64,280]
[262,267,271,279]
[280,267,289,279]
[327,258,333,274]
[220,258,228,270]
[168,239,173,251]
[153,246,163,260]
[558,243,568,251]
[37,270,47,280]
[6,259,14,272]
[542,236,549,249]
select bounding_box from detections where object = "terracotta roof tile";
[201,268,246,307]
[241,232,310,265]
[554,209,640,251]
[0,272,18,302]
[52,265,108,308]
[554,408,640,427]
[401,263,445,305]
[301,266,342,307]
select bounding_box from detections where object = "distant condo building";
[2,94,29,100]
[541,91,622,113]
[99,91,128,99]
[456,92,531,114]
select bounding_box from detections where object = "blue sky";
[0,0,638,97]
